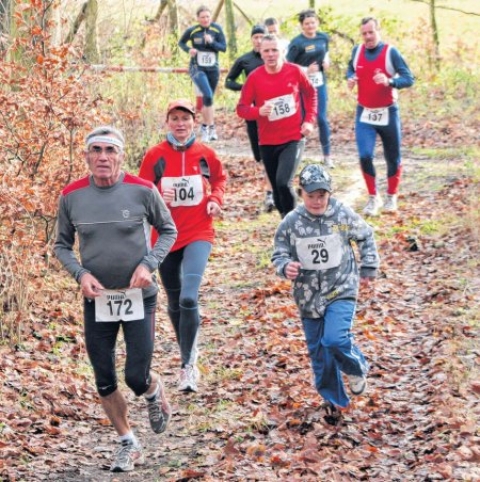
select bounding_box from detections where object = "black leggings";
[159,241,212,367]
[260,139,305,217]
[246,120,261,162]
[84,294,157,397]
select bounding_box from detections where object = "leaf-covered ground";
[1,125,479,481]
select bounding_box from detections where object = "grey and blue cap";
[299,164,332,193]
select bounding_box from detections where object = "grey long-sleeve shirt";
[54,172,177,298]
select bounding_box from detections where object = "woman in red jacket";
[139,99,227,392]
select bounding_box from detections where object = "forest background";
[0,0,479,481]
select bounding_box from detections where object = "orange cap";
[166,99,196,117]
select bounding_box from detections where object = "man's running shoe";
[208,125,218,141]
[200,125,210,143]
[110,441,144,472]
[383,194,398,213]
[363,195,383,217]
[264,191,275,212]
[147,379,171,434]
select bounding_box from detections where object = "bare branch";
[410,0,480,16]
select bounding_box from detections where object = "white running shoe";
[208,125,218,141]
[200,125,210,143]
[264,191,275,212]
[383,194,398,213]
[348,374,367,396]
[324,157,335,169]
[363,195,383,217]
[178,364,199,392]
[110,441,145,472]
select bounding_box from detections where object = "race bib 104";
[268,94,296,122]
[296,234,342,271]
[360,107,389,126]
[161,174,204,207]
[95,288,144,322]
[197,51,215,67]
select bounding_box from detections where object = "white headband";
[86,135,124,149]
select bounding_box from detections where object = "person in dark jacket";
[225,24,274,212]
[178,5,227,142]
[287,9,333,167]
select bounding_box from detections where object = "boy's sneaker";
[200,125,210,143]
[208,125,218,141]
[348,374,367,395]
[147,380,171,434]
[110,441,145,472]
[264,191,275,212]
[178,364,199,392]
[321,401,342,426]
[363,195,383,217]
[383,194,398,213]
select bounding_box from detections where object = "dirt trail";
[18,143,479,481]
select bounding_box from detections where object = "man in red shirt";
[237,34,317,218]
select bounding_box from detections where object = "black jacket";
[225,50,263,91]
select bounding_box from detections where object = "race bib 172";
[95,288,144,322]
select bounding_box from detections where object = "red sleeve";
[236,74,261,121]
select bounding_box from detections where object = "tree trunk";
[65,2,87,44]
[429,0,440,69]
[84,0,99,63]
[44,0,62,47]
[224,0,236,60]
[0,0,12,34]
[168,0,178,37]
[0,0,12,57]
[212,0,224,23]
[309,0,315,8]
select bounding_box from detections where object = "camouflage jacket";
[271,200,380,319]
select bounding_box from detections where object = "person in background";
[236,34,317,218]
[54,126,177,472]
[139,99,227,393]
[347,16,415,216]
[288,9,333,168]
[225,24,274,213]
[271,164,380,423]
[264,17,289,54]
[178,5,227,143]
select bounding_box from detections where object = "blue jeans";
[355,103,402,195]
[301,300,368,408]
[189,67,219,107]
[84,294,157,397]
[159,241,212,367]
[317,83,331,157]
